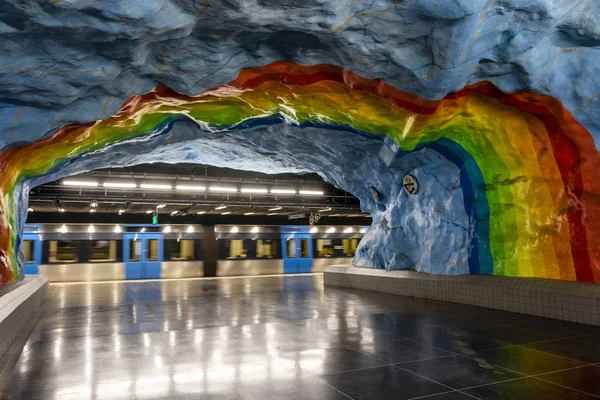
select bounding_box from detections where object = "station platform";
[1,274,600,399]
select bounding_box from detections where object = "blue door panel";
[296,234,313,273]
[23,233,41,275]
[281,231,313,274]
[123,232,163,280]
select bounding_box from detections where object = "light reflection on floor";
[2,274,600,399]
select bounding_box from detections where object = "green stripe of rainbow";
[0,61,598,283]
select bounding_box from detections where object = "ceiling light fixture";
[197,211,206,215]
[27,207,33,212]
[251,226,259,233]
[104,182,136,189]
[141,183,172,190]
[344,227,353,233]
[327,227,336,233]
[88,225,95,233]
[58,224,68,233]
[267,213,278,216]
[146,209,153,214]
[268,206,282,211]
[89,209,96,213]
[244,212,255,215]
[209,186,237,192]
[157,203,167,209]
[299,190,324,196]
[170,211,179,216]
[270,189,296,194]
[310,227,318,233]
[90,200,98,208]
[318,207,332,212]
[118,209,125,215]
[63,180,99,187]
[114,226,122,233]
[215,205,227,210]
[230,226,238,233]
[163,226,171,233]
[59,208,65,213]
[176,185,206,191]
[187,226,194,233]
[241,188,268,193]
[221,211,231,215]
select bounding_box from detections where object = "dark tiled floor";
[1,274,600,399]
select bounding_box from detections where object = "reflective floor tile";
[348,337,454,363]
[472,326,558,345]
[536,365,600,397]
[399,355,524,389]
[322,365,450,400]
[463,377,597,400]
[473,346,585,375]
[233,377,349,400]
[410,329,511,355]
[524,339,600,363]
[519,321,600,338]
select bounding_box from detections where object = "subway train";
[22,223,367,282]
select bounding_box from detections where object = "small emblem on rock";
[403,175,418,195]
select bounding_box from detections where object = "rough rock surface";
[0,0,599,281]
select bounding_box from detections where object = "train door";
[22,233,42,274]
[281,233,313,274]
[123,233,163,279]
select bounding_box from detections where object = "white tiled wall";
[324,265,600,326]
[0,276,48,360]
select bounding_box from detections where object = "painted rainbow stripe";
[0,61,598,284]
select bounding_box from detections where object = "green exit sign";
[152,215,158,225]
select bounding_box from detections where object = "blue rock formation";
[0,0,598,277]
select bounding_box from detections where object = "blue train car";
[22,223,366,282]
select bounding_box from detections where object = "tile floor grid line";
[454,358,600,394]
[335,342,464,395]
[516,343,596,365]
[406,389,482,400]
[6,275,600,399]
[393,361,498,394]
[315,377,356,400]
[532,376,600,399]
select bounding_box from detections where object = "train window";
[286,238,296,258]
[166,240,195,261]
[315,239,334,258]
[49,241,79,263]
[256,240,277,259]
[89,240,117,262]
[129,239,141,261]
[300,238,310,258]
[23,241,34,264]
[343,238,359,257]
[225,240,248,259]
[148,239,159,261]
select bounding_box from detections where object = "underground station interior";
[0,1,599,399]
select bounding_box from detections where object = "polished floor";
[1,274,600,399]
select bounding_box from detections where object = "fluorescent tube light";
[141,183,172,190]
[268,206,282,211]
[241,188,268,193]
[104,182,136,189]
[215,205,227,210]
[299,190,324,195]
[63,180,98,187]
[270,189,296,194]
[176,185,206,191]
[209,186,237,192]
